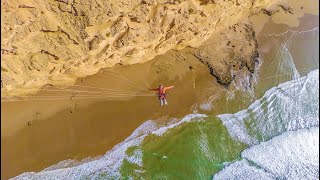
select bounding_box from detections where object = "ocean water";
[11,17,319,180]
[214,127,319,179]
[218,69,319,145]
[12,68,319,179]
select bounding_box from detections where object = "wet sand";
[1,12,319,180]
[253,13,319,96]
[1,50,224,179]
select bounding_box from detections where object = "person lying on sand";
[149,84,174,106]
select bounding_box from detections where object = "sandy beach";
[1,0,319,179]
[2,51,225,179]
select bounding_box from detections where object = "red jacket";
[150,86,174,98]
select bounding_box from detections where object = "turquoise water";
[120,116,246,179]
[13,68,319,179]
[12,17,319,180]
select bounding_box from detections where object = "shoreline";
[1,51,224,179]
[1,2,319,180]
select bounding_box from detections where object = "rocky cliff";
[1,0,311,97]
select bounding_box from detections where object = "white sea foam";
[218,69,319,145]
[200,101,213,111]
[213,159,275,180]
[13,132,146,179]
[152,114,207,136]
[242,127,319,179]
[197,123,215,162]
[12,120,157,179]
[229,57,262,100]
[12,68,319,179]
[214,127,319,179]
[12,114,207,180]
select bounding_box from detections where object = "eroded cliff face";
[0,0,313,97]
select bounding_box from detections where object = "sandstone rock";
[0,0,307,97]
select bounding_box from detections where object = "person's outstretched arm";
[164,86,174,90]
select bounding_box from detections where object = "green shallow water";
[115,68,319,179]
[120,117,247,179]
[9,13,319,180]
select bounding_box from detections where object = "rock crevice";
[0,0,304,97]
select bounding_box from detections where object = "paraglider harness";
[158,88,166,100]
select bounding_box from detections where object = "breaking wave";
[12,69,319,179]
[218,69,319,145]
[213,127,319,179]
